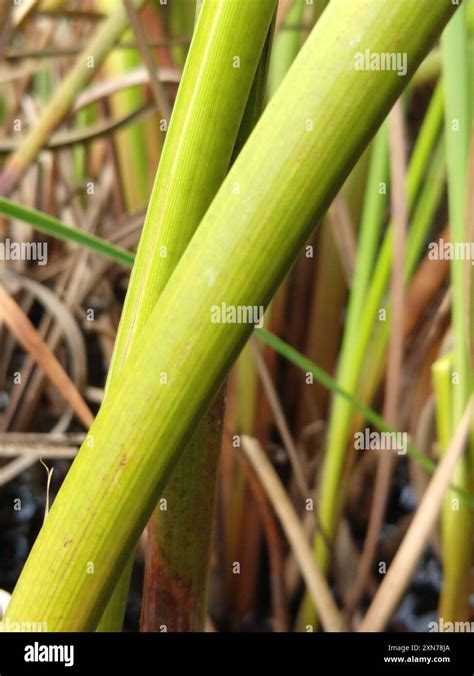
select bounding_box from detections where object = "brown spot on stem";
[0,161,24,197]
[140,515,197,632]
[140,388,226,632]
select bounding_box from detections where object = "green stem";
[433,354,472,621]
[268,0,306,97]
[442,5,472,422]
[96,0,150,210]
[0,197,135,267]
[99,0,278,632]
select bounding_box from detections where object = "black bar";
[0,632,472,674]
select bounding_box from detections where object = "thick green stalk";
[0,0,147,196]
[439,4,473,621]
[140,5,277,633]
[5,0,456,631]
[97,0,277,632]
[108,3,275,353]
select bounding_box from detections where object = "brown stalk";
[0,103,156,153]
[122,0,172,121]
[72,66,180,112]
[3,39,190,61]
[0,285,93,428]
[250,337,309,497]
[241,435,346,631]
[242,458,288,632]
[327,194,357,285]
